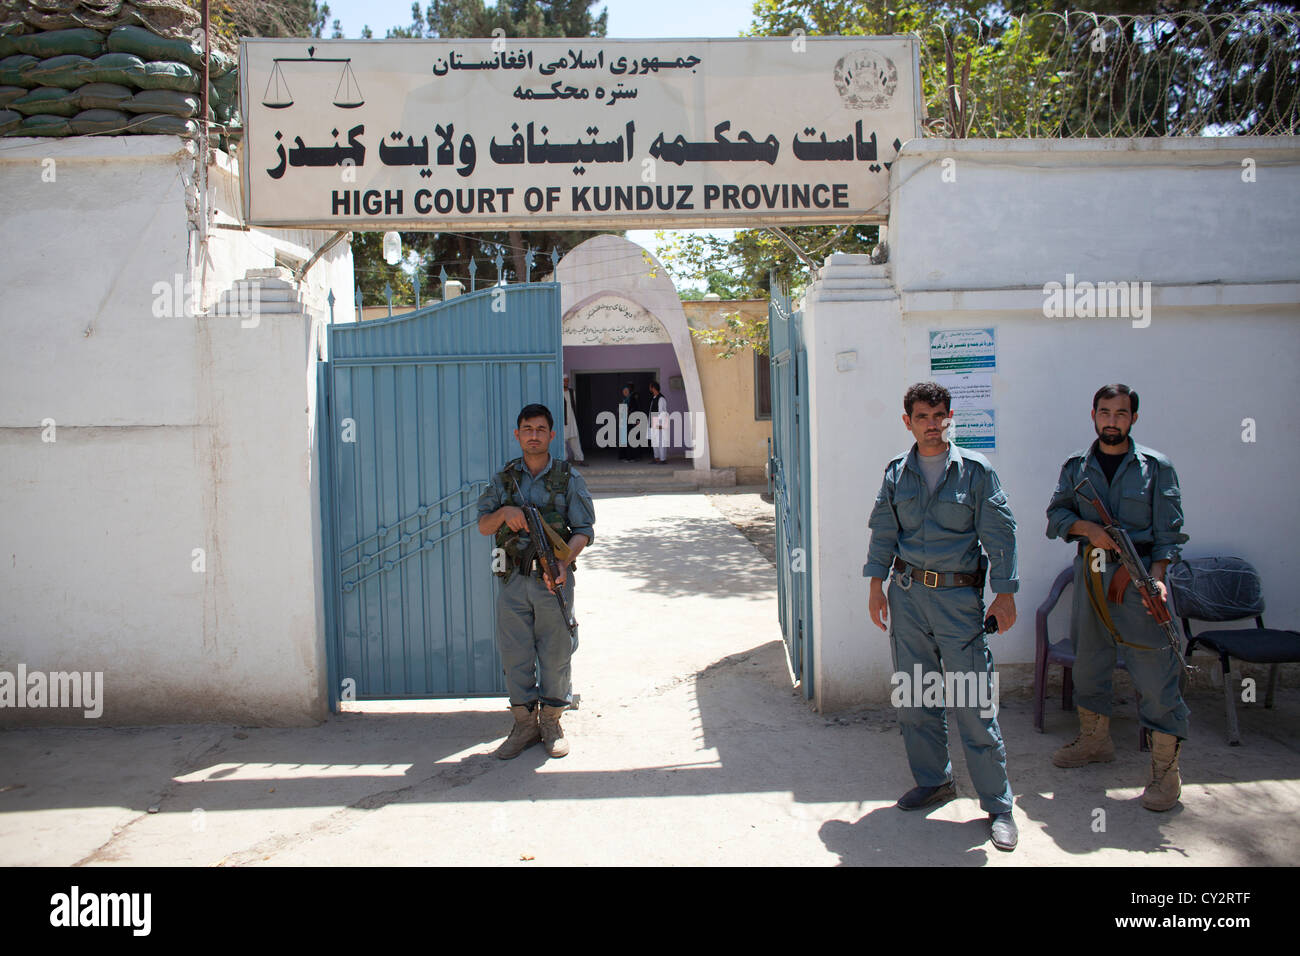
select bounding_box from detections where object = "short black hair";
[649,380,661,392]
[903,382,951,416]
[516,403,553,429]
[1093,383,1138,415]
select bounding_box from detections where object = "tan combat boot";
[1141,732,1182,811]
[539,704,570,758]
[494,704,541,760]
[1052,706,1116,768]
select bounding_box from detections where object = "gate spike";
[524,247,535,283]
[494,246,505,284]
[412,270,421,309]
[468,256,478,291]
[384,281,393,317]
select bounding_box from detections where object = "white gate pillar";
[802,254,904,711]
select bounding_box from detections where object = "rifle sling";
[1083,548,1146,652]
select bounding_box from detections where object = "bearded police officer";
[477,403,595,760]
[1046,384,1189,811]
[865,382,1021,852]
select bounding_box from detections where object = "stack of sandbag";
[0,22,239,140]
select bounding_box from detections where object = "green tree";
[661,0,1297,354]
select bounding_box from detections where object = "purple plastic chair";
[1034,565,1146,750]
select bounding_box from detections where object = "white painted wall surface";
[806,137,1300,711]
[0,136,353,725]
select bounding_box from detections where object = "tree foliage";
[660,0,1298,355]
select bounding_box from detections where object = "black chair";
[1034,565,1145,749]
[1166,556,1300,745]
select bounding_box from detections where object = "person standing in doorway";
[563,374,584,463]
[1045,384,1189,811]
[477,403,595,760]
[618,382,635,461]
[648,380,669,464]
[864,381,1021,852]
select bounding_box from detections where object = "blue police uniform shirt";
[864,441,1019,594]
[1045,440,1185,564]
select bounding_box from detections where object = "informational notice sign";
[239,36,920,229]
[929,328,996,374]
[951,408,996,451]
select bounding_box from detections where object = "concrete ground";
[2,489,1298,866]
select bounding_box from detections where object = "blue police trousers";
[1070,552,1190,739]
[888,577,1014,814]
[496,568,578,707]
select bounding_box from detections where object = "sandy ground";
[1,490,1297,867]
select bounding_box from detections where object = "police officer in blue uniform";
[865,382,1021,851]
[1045,384,1188,811]
[477,403,595,760]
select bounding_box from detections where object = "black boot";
[896,781,957,811]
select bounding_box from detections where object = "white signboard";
[239,36,920,229]
[563,296,669,345]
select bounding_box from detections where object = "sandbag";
[14,28,106,59]
[26,54,94,89]
[132,59,199,92]
[8,114,73,137]
[0,108,20,134]
[10,86,81,117]
[70,108,130,134]
[0,54,39,87]
[0,85,24,107]
[127,111,197,136]
[81,52,146,87]
[0,34,22,58]
[124,88,197,116]
[77,82,133,110]
[107,25,199,70]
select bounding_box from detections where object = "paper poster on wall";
[951,408,996,451]
[930,328,996,373]
[933,371,991,408]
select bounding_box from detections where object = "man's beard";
[1096,425,1129,448]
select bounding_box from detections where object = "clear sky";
[320,0,759,43]
[317,0,759,272]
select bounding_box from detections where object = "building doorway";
[573,368,659,461]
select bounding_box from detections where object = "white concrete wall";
[0,136,353,725]
[807,137,1300,711]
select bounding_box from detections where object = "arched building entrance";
[556,235,711,472]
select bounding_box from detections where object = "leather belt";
[892,557,980,589]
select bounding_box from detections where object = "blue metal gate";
[318,283,564,707]
[768,278,814,699]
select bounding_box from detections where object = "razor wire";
[916,10,1299,139]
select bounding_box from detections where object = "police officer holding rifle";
[478,403,595,760]
[1045,384,1189,811]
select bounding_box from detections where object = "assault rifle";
[508,474,578,637]
[1073,478,1190,675]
